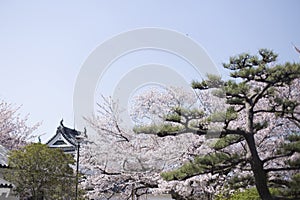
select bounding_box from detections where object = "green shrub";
[215,187,280,200]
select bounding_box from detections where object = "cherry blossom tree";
[130,86,197,126]
[80,88,214,199]
[0,100,40,150]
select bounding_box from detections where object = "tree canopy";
[135,49,300,200]
[81,91,201,199]
[0,100,39,150]
[5,143,80,200]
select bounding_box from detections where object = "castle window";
[53,140,67,145]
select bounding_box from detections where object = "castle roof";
[46,119,83,154]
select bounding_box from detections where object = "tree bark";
[245,133,273,200]
[245,103,273,200]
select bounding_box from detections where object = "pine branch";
[252,83,272,106]
[262,151,295,164]
[265,166,299,173]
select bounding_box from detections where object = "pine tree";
[135,49,300,200]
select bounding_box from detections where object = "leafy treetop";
[136,49,300,200]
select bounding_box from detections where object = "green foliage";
[282,173,300,198]
[213,134,244,150]
[266,62,300,84]
[228,188,279,200]
[165,113,181,123]
[171,106,205,119]
[283,141,300,154]
[5,143,82,200]
[158,124,183,136]
[208,107,238,123]
[161,157,204,181]
[228,174,255,190]
[162,152,241,181]
[225,81,250,99]
[225,107,238,121]
[283,134,300,167]
[133,123,182,136]
[223,49,277,71]
[216,187,280,200]
[147,49,300,199]
[208,112,226,123]
[253,121,268,132]
[287,133,300,142]
[134,106,206,136]
[191,80,207,90]
[215,187,260,200]
[192,74,224,90]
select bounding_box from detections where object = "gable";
[52,140,67,145]
[47,132,74,148]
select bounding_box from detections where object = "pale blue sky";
[0,0,299,141]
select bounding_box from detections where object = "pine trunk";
[245,134,273,200]
[245,104,273,200]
